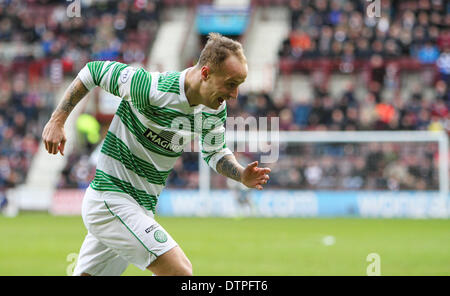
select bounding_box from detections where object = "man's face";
[200,55,248,110]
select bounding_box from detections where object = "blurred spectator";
[437,29,450,50]
[417,42,440,64]
[289,28,312,58]
[437,47,450,83]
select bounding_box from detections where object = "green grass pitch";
[0,213,449,275]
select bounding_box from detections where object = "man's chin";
[205,102,221,110]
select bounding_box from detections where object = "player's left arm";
[216,154,271,190]
[200,107,270,190]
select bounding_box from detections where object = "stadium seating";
[0,0,163,190]
[224,0,448,191]
[1,0,447,192]
[0,71,53,191]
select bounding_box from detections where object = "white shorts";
[73,186,178,276]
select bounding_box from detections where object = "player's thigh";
[147,245,192,276]
[73,232,129,276]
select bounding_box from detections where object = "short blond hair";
[197,32,246,73]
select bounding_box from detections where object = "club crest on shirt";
[154,230,168,243]
[120,68,131,84]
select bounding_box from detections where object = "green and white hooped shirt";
[77,61,232,213]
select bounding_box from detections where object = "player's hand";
[241,161,271,190]
[42,119,67,156]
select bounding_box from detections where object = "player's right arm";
[42,60,139,155]
[42,77,89,155]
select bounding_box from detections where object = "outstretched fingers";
[243,161,272,190]
[254,167,271,189]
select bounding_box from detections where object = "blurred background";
[0,0,449,275]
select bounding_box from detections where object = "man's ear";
[200,66,210,81]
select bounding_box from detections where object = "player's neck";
[184,66,204,107]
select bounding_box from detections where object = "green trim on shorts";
[103,200,158,258]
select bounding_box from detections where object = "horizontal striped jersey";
[78,61,232,213]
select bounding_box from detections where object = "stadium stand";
[216,0,449,191]
[0,0,163,190]
[273,0,448,190]
[1,0,447,193]
[0,73,52,191]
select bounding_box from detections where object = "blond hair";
[197,32,246,73]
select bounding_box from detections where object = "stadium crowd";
[0,0,162,191]
[0,74,53,191]
[204,82,444,191]
[174,0,449,191]
[0,0,161,69]
[279,0,450,65]
[268,0,448,190]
